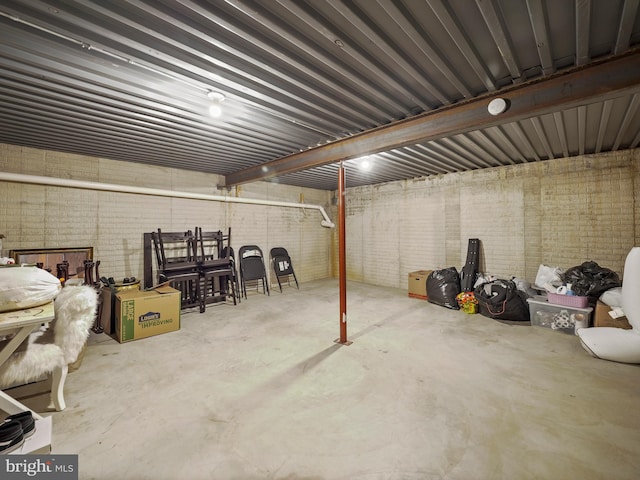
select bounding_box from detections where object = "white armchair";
[0,285,97,410]
[578,247,640,364]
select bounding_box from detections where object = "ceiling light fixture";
[357,155,372,171]
[207,91,226,118]
[488,97,509,116]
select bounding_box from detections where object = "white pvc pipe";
[0,172,335,228]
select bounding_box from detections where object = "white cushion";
[600,287,623,308]
[0,266,61,312]
[578,327,640,364]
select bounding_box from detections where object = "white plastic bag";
[512,276,538,297]
[0,266,61,312]
[534,264,563,288]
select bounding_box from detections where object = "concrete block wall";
[0,144,333,286]
[2,142,638,293]
[341,149,639,290]
[226,181,333,287]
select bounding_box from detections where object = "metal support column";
[335,162,352,345]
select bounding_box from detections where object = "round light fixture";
[209,104,223,118]
[207,91,225,102]
[357,155,372,171]
[207,91,226,118]
[488,98,508,116]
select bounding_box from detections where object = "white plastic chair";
[578,247,640,364]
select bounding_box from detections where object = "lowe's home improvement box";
[115,285,181,343]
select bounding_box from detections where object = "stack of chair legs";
[152,227,239,312]
[196,227,236,312]
[83,259,105,333]
[152,229,201,310]
[221,246,241,304]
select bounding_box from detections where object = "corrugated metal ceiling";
[1,0,639,191]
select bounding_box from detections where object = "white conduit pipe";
[0,172,336,228]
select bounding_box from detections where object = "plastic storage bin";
[546,292,589,308]
[527,298,593,334]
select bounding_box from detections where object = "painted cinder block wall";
[339,149,639,290]
[0,143,333,286]
[1,143,638,292]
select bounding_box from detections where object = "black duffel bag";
[474,279,529,321]
[427,267,461,310]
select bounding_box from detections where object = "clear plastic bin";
[526,298,593,334]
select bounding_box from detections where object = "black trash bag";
[561,261,621,297]
[427,267,461,310]
[474,279,530,321]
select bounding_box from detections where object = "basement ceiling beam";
[224,50,640,187]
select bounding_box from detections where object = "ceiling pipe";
[0,172,335,228]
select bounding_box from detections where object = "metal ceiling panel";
[0,0,639,191]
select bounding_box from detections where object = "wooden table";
[0,301,54,420]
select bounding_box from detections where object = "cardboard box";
[115,285,181,343]
[408,270,433,300]
[100,281,141,334]
[594,301,631,329]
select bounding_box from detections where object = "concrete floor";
[13,279,640,479]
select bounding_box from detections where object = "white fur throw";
[0,285,98,389]
[53,285,98,364]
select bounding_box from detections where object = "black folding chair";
[270,247,299,292]
[238,245,270,298]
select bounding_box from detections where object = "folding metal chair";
[238,245,270,298]
[270,247,299,292]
